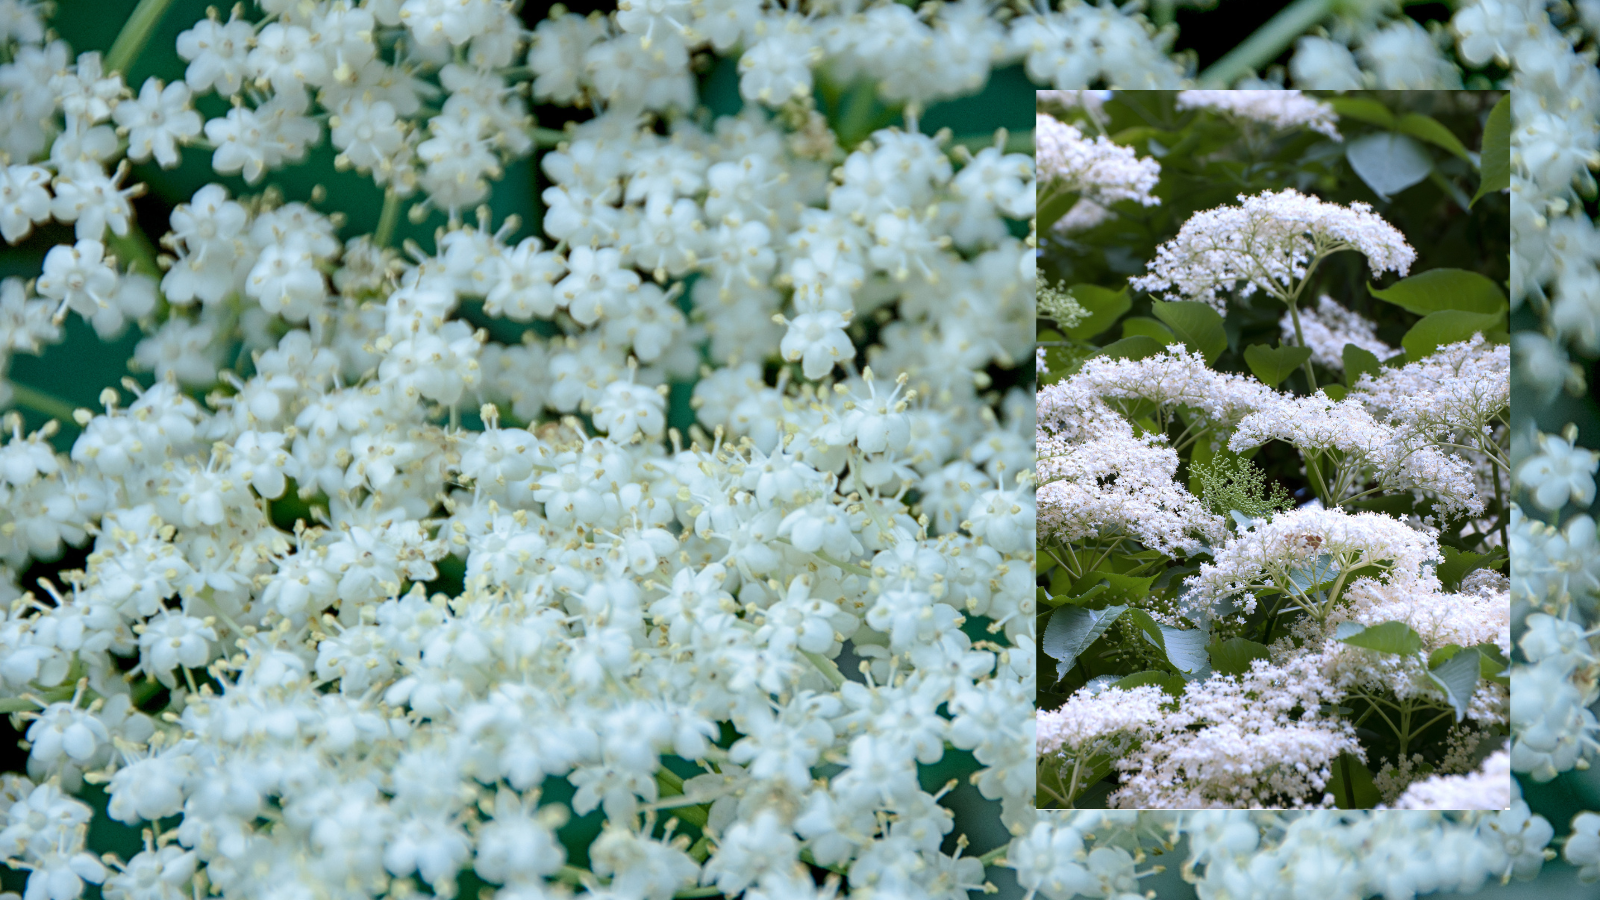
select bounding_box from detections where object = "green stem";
[104,0,177,75]
[374,188,401,249]
[653,769,710,829]
[107,228,163,279]
[802,650,848,688]
[1197,0,1337,88]
[1285,298,1318,393]
[7,382,80,422]
[978,845,1008,866]
[837,79,882,149]
[1490,457,1509,549]
[533,127,569,148]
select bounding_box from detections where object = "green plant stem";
[7,382,79,422]
[837,79,882,149]
[104,0,176,75]
[802,650,848,688]
[374,188,401,248]
[978,845,1008,866]
[1284,298,1318,393]
[533,126,569,148]
[1490,456,1509,549]
[1197,0,1337,88]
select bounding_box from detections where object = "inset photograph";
[1035,90,1510,810]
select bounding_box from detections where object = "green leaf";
[1338,620,1424,656]
[1321,384,1348,402]
[1328,97,1395,130]
[1120,316,1175,344]
[1476,643,1510,686]
[1051,580,1108,608]
[1041,604,1128,680]
[1369,269,1507,317]
[1243,343,1312,388]
[1436,546,1492,591]
[1343,343,1381,387]
[1328,751,1380,809]
[1396,113,1472,163]
[1063,284,1131,339]
[1346,132,1433,200]
[1428,643,1465,669]
[1112,670,1186,696]
[1037,186,1079,235]
[1151,300,1227,364]
[1428,646,1481,722]
[1128,609,1211,680]
[1209,637,1271,676]
[1288,553,1339,594]
[1097,335,1165,361]
[1100,571,1157,604]
[1402,309,1506,361]
[1471,93,1510,208]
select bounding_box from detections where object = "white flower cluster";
[1012,803,1550,900]
[1129,188,1417,314]
[1035,113,1161,209]
[0,1,1050,899]
[1280,294,1392,371]
[1175,90,1343,141]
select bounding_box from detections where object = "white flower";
[1129,188,1416,313]
[557,245,640,325]
[113,78,201,167]
[780,310,853,380]
[592,378,666,443]
[36,239,117,321]
[0,164,52,243]
[1518,432,1600,511]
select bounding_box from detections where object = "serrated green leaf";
[1328,97,1395,130]
[1396,113,1472,163]
[1428,646,1481,722]
[1042,604,1128,680]
[1402,309,1506,361]
[1339,620,1424,656]
[1243,342,1312,388]
[1098,335,1165,361]
[1471,94,1509,208]
[1436,546,1491,591]
[1428,643,1464,669]
[1151,300,1227,364]
[1063,284,1131,339]
[1369,269,1507,316]
[1120,316,1175,344]
[1343,343,1381,387]
[1209,637,1271,676]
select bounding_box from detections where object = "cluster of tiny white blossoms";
[0,1,1060,899]
[1279,294,1393,371]
[1037,336,1510,809]
[1173,90,1343,141]
[1128,188,1417,315]
[1009,805,1551,900]
[1034,112,1161,209]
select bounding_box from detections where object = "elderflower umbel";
[1129,188,1417,313]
